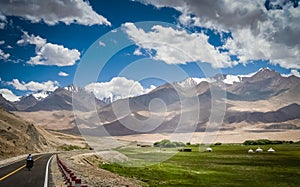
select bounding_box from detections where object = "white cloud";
[191,77,216,84]
[0,13,7,29]
[58,71,69,77]
[291,69,300,77]
[223,75,242,85]
[28,43,80,66]
[17,31,80,66]
[0,88,20,102]
[123,22,232,68]
[133,48,142,56]
[8,79,59,92]
[0,0,110,26]
[85,77,156,101]
[17,31,46,48]
[98,41,106,47]
[0,49,10,60]
[0,40,5,45]
[136,0,300,69]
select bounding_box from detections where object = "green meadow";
[100,143,300,186]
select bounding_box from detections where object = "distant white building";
[268,148,275,153]
[256,147,263,152]
[248,149,254,153]
[206,147,212,152]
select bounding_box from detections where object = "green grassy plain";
[100,144,300,186]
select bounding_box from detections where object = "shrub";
[174,142,186,147]
[243,139,290,145]
[153,141,161,147]
[153,139,185,148]
[164,142,177,148]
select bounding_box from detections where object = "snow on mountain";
[64,84,79,93]
[102,95,124,104]
[222,72,255,85]
[32,90,52,101]
[193,77,216,84]
[177,77,216,88]
[257,67,272,72]
[177,73,254,86]
[0,94,17,111]
[177,78,197,88]
[281,69,300,78]
[0,88,20,102]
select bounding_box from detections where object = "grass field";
[99,143,300,186]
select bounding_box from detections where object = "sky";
[0,0,299,101]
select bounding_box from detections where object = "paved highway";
[0,154,53,187]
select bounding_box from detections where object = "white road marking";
[43,155,54,187]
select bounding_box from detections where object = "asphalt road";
[0,154,53,187]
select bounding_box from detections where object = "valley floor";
[114,129,300,144]
[100,144,300,186]
[50,143,300,186]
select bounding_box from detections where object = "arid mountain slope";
[3,68,300,139]
[0,107,49,158]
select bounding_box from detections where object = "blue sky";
[0,0,299,101]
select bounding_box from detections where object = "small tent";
[256,147,263,152]
[268,148,275,153]
[248,149,254,153]
[206,147,212,152]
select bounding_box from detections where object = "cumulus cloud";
[17,31,46,47]
[133,48,143,56]
[17,31,80,66]
[85,77,156,101]
[0,40,5,45]
[123,22,232,68]
[98,41,106,47]
[58,71,69,77]
[0,49,10,60]
[0,13,7,29]
[0,88,20,102]
[136,0,300,69]
[28,43,80,66]
[0,0,110,26]
[7,79,59,92]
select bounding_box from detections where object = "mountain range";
[90,68,300,136]
[2,68,300,137]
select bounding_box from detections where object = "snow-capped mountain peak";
[221,72,255,85]
[176,77,216,88]
[177,78,198,88]
[253,67,281,79]
[64,84,79,93]
[32,90,52,101]
[257,67,272,72]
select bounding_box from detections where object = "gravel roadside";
[50,150,142,187]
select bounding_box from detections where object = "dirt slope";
[0,107,49,159]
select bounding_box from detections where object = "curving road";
[0,154,53,187]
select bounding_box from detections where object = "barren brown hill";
[0,107,49,159]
